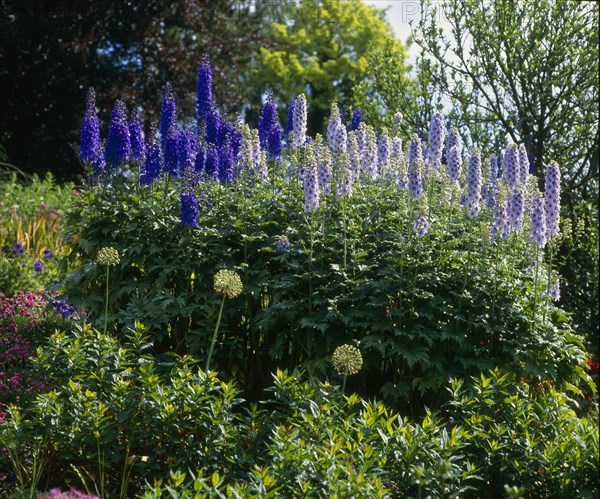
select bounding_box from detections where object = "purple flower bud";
[12,242,25,254]
[196,56,213,123]
[105,100,130,170]
[43,248,54,258]
[33,261,43,272]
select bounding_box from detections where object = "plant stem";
[206,294,226,372]
[103,264,110,335]
[342,374,347,394]
[531,245,540,330]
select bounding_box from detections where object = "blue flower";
[180,191,199,227]
[33,261,44,272]
[12,242,25,254]
[163,129,180,177]
[105,100,131,170]
[348,109,362,132]
[196,56,213,123]
[43,248,54,258]
[276,235,291,252]
[258,101,282,160]
[129,109,145,163]
[140,133,162,186]
[160,83,177,151]
[206,108,220,144]
[52,299,76,319]
[80,88,103,174]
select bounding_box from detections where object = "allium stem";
[206,294,226,372]
[342,374,347,394]
[103,264,110,335]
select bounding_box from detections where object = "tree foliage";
[0,0,292,179]
[249,0,410,135]
[414,0,599,198]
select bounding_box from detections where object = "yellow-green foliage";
[251,0,409,130]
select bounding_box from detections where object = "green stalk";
[206,294,226,372]
[103,264,110,335]
[342,374,347,394]
[542,244,554,326]
[531,245,541,330]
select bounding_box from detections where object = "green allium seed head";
[332,344,363,376]
[214,269,243,298]
[97,247,120,266]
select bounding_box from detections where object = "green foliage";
[0,173,74,295]
[249,0,410,133]
[0,323,247,496]
[57,169,592,408]
[445,369,599,498]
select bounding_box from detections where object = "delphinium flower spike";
[196,56,213,123]
[163,129,180,177]
[377,128,391,175]
[530,190,547,248]
[129,109,145,163]
[285,94,296,141]
[105,100,130,172]
[327,102,342,148]
[465,148,483,218]
[518,145,529,184]
[258,99,282,161]
[347,132,361,180]
[80,87,104,176]
[491,187,509,241]
[446,144,462,185]
[348,109,362,132]
[408,135,424,198]
[336,152,353,197]
[180,190,199,228]
[303,145,320,212]
[393,111,403,137]
[544,161,561,240]
[362,125,378,180]
[140,128,162,186]
[316,136,332,195]
[390,136,406,189]
[502,144,520,188]
[160,83,177,152]
[507,185,525,233]
[291,94,307,148]
[425,112,445,177]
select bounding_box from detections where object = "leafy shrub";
[445,369,599,498]
[0,323,248,497]
[59,172,592,408]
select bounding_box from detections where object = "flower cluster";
[105,100,131,171]
[425,111,445,175]
[214,269,243,299]
[258,99,282,160]
[96,247,120,266]
[544,161,561,239]
[196,56,213,123]
[529,193,547,248]
[79,87,104,175]
[276,235,291,252]
[464,149,482,218]
[180,191,199,228]
[291,94,307,148]
[332,344,363,376]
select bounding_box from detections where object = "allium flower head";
[291,94,307,148]
[425,112,445,174]
[97,247,120,266]
[80,87,102,170]
[180,190,199,227]
[105,100,130,170]
[33,261,43,272]
[128,109,145,163]
[332,344,363,376]
[544,161,561,239]
[160,83,177,150]
[196,56,213,123]
[214,269,243,299]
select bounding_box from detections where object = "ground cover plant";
[0,55,598,497]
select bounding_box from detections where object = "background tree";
[414,0,598,199]
[0,0,294,179]
[413,0,599,359]
[248,0,410,135]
